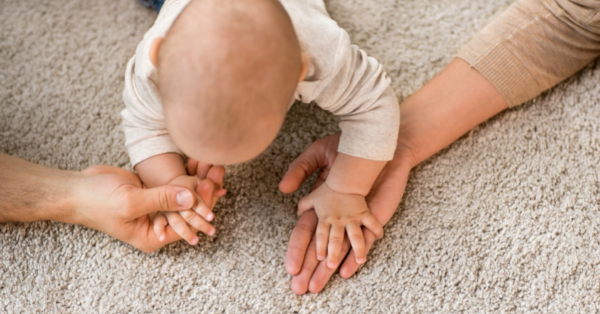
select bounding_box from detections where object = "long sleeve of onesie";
[121,0,187,166]
[283,0,400,161]
[122,0,399,166]
[458,0,600,108]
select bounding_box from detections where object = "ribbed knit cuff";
[457,35,542,108]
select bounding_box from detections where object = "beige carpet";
[2,0,600,312]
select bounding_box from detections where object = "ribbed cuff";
[126,134,183,166]
[457,36,542,108]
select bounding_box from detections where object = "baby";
[122,0,399,268]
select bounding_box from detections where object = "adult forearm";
[396,58,508,169]
[0,153,78,223]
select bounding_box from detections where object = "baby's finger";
[361,214,384,238]
[178,210,216,236]
[340,228,377,279]
[346,223,366,264]
[153,213,168,242]
[165,211,199,245]
[326,224,345,269]
[315,221,330,261]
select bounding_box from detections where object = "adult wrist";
[41,171,83,224]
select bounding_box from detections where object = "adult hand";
[279,58,509,294]
[279,133,414,294]
[73,165,217,253]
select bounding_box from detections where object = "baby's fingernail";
[207,212,214,221]
[159,235,165,242]
[327,262,337,269]
[357,257,366,264]
[190,236,199,245]
[176,191,194,208]
[317,255,325,261]
[208,228,216,236]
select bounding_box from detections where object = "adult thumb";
[279,147,322,194]
[129,185,196,216]
[297,192,315,217]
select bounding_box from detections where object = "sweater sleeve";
[457,0,600,108]
[287,0,400,161]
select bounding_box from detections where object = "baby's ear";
[298,53,309,83]
[149,37,164,68]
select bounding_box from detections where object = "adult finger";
[196,161,213,179]
[165,211,199,245]
[197,178,225,210]
[340,229,377,279]
[279,141,325,194]
[308,236,352,293]
[290,234,320,295]
[346,223,366,264]
[126,185,196,217]
[186,159,199,176]
[326,224,345,269]
[285,210,318,276]
[361,214,384,239]
[297,193,315,217]
[195,180,215,218]
[206,165,225,189]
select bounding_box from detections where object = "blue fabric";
[137,0,165,12]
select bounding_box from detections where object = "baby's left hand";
[297,183,384,269]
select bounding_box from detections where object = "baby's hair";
[158,0,302,155]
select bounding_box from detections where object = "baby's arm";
[297,153,385,269]
[136,153,217,245]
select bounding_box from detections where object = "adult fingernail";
[177,191,194,208]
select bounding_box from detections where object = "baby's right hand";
[153,164,226,245]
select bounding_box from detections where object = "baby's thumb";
[297,193,315,217]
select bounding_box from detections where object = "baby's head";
[151,0,307,165]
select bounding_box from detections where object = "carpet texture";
[2,0,600,312]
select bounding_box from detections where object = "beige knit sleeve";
[457,0,600,108]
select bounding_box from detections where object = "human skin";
[0,153,223,253]
[279,58,509,294]
[148,30,388,266]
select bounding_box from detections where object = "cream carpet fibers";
[2,0,600,312]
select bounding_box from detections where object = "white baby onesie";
[122,0,400,166]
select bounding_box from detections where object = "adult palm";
[279,132,413,294]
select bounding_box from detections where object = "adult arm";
[281,0,600,295]
[0,153,209,253]
[280,58,508,294]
